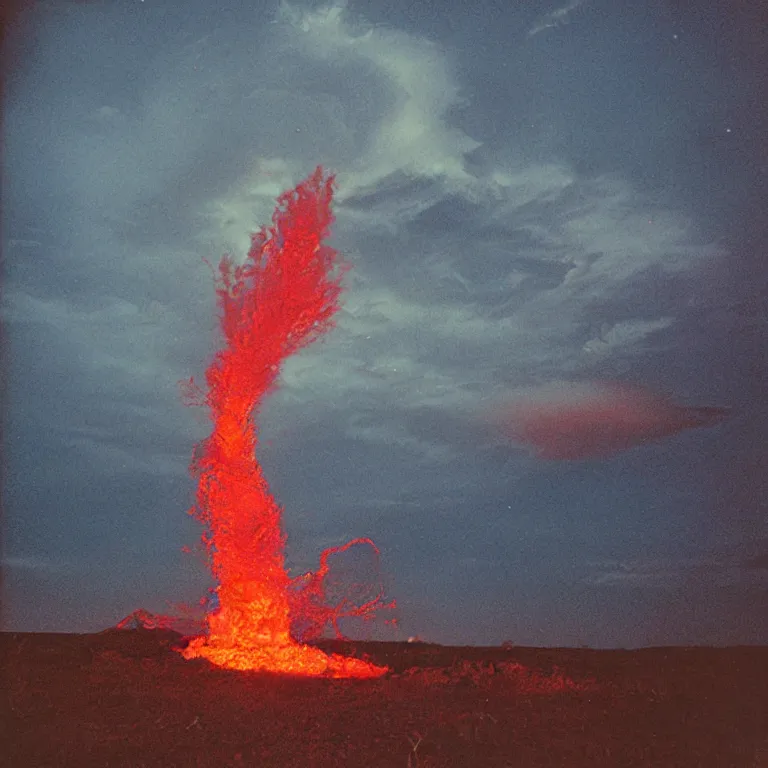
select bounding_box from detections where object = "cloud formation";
[488,382,729,459]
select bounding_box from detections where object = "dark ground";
[3,628,767,767]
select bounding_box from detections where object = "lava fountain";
[179,167,389,678]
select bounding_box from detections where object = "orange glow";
[289,537,395,642]
[180,167,388,677]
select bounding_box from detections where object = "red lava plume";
[179,167,390,677]
[492,382,729,460]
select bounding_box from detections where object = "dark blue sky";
[3,0,767,646]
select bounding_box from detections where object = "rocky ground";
[3,628,767,767]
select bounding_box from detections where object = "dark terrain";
[3,628,767,767]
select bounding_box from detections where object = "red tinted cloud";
[491,382,728,460]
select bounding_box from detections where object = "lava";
[180,167,389,678]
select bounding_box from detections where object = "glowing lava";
[180,167,388,678]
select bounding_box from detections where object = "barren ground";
[4,628,767,767]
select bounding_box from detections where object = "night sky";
[3,0,767,647]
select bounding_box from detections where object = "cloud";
[196,0,482,253]
[3,555,70,572]
[582,318,674,355]
[527,0,588,38]
[585,551,768,590]
[485,381,729,460]
[276,1,480,185]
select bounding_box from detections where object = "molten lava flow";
[180,167,388,678]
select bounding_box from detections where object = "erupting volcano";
[179,167,390,678]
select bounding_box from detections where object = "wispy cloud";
[527,0,589,38]
[3,555,70,572]
[585,551,768,589]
